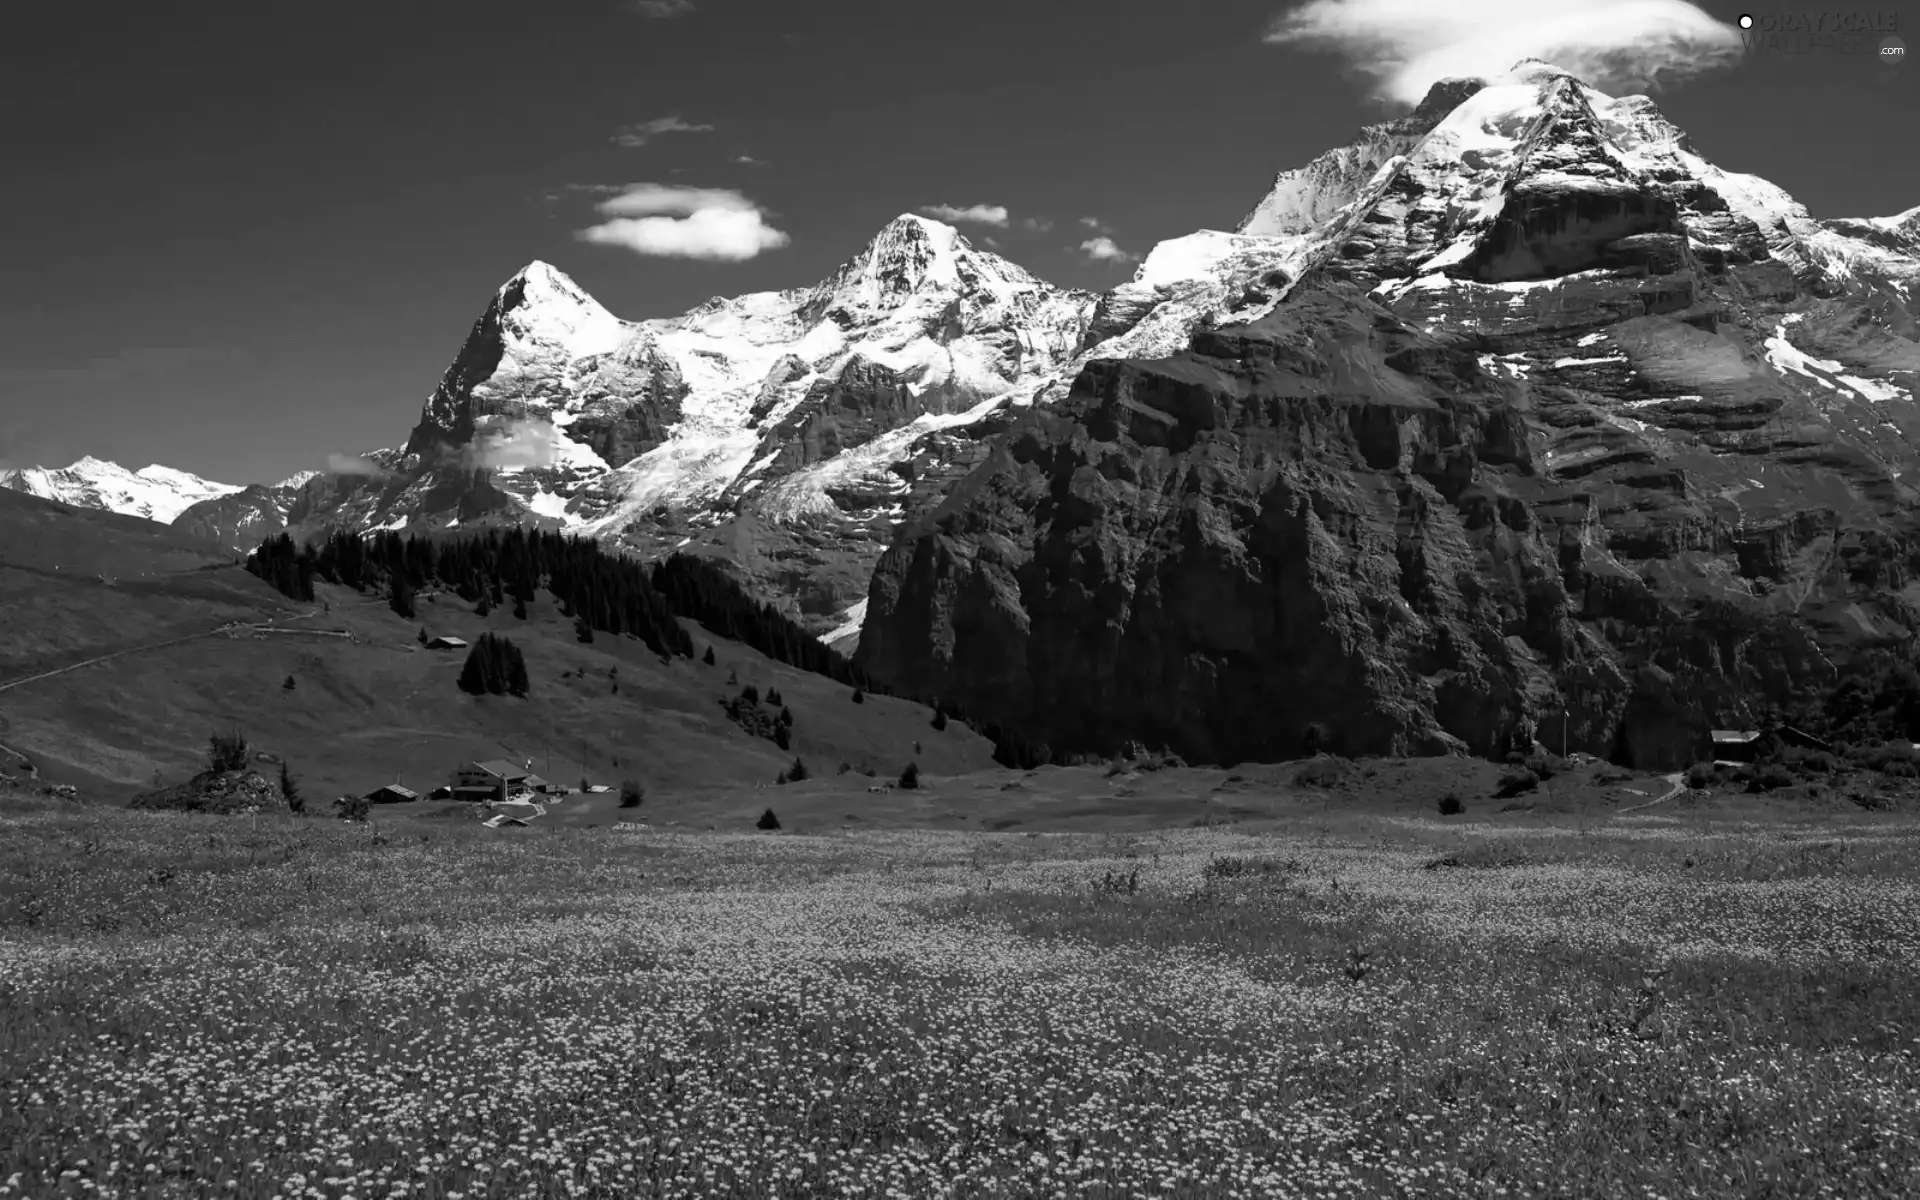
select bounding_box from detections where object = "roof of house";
[469,759,529,780]
[365,784,418,800]
[426,636,468,647]
[1711,730,1761,743]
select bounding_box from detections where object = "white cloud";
[576,184,790,261]
[1264,0,1742,105]
[1079,236,1138,265]
[918,204,1010,227]
[629,0,695,17]
[1020,216,1054,232]
[1079,216,1111,232]
[326,453,393,479]
[612,115,714,148]
[732,154,769,166]
[473,420,563,470]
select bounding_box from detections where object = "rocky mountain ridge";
[850,62,1920,769]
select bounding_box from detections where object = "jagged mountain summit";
[0,457,246,525]
[852,61,1920,768]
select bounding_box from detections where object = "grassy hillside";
[0,565,995,804]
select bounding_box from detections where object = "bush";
[931,707,948,731]
[837,761,852,775]
[333,793,371,822]
[742,684,760,704]
[282,675,295,691]
[1438,791,1464,816]
[417,627,428,645]
[702,646,715,665]
[1301,722,1332,756]
[1494,768,1539,799]
[207,729,250,774]
[898,762,920,789]
[619,779,643,808]
[1685,762,1713,790]
[851,688,865,704]
[756,807,781,831]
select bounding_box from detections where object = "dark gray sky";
[1,0,1913,485]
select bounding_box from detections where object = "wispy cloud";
[918,203,1010,227]
[612,115,715,149]
[628,0,696,17]
[1263,0,1741,106]
[471,419,565,470]
[1079,236,1138,265]
[732,154,770,167]
[1020,216,1054,232]
[326,452,394,479]
[576,184,790,261]
[1079,216,1112,233]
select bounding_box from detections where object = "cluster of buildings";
[359,759,614,806]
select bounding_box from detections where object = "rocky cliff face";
[855,63,1920,769]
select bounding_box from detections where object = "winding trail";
[1619,772,1688,814]
[0,607,330,697]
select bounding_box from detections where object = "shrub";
[931,707,948,731]
[702,646,716,665]
[837,761,851,775]
[898,762,920,789]
[417,627,428,645]
[1685,762,1713,790]
[756,807,781,831]
[619,779,643,808]
[1438,791,1464,816]
[1494,768,1539,799]
[851,687,865,704]
[282,675,295,690]
[207,729,250,774]
[1301,722,1332,756]
[333,793,371,822]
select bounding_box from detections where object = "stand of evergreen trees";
[649,554,873,688]
[249,527,692,659]
[458,633,530,697]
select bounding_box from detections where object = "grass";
[3,789,1916,1198]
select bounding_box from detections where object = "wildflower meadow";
[2,792,1916,1197]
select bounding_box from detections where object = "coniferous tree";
[773,723,791,750]
[779,706,793,727]
[898,761,920,789]
[852,688,865,704]
[788,756,808,782]
[505,639,530,698]
[389,571,415,619]
[932,706,948,731]
[280,760,303,813]
[575,615,594,644]
[703,646,716,666]
[767,687,783,707]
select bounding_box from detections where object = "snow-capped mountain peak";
[0,457,244,523]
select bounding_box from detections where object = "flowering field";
[2,793,1917,1198]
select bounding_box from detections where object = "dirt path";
[0,607,325,696]
[1619,772,1687,814]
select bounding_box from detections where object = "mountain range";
[10,59,1918,767]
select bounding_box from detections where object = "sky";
[1,0,1914,485]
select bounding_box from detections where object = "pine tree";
[388,568,415,619]
[898,762,920,789]
[767,687,782,707]
[851,687,865,704]
[788,756,808,782]
[931,706,948,731]
[575,615,594,644]
[773,723,791,750]
[279,760,302,814]
[513,596,528,620]
[757,807,781,830]
[282,675,295,690]
[703,646,716,666]
[779,706,793,727]
[417,627,428,645]
[742,684,760,704]
[505,640,530,698]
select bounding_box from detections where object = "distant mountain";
[0,457,244,524]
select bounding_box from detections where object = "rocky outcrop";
[172,481,309,553]
[130,768,290,814]
[856,261,1920,769]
